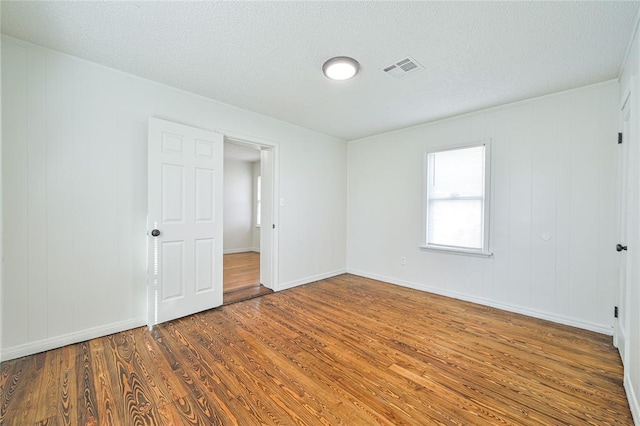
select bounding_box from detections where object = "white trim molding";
[276,269,346,292]
[346,269,613,336]
[422,139,492,257]
[223,248,258,255]
[626,373,640,425]
[1,318,146,361]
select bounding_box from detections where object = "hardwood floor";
[223,252,260,292]
[223,251,272,305]
[223,284,273,306]
[0,274,632,425]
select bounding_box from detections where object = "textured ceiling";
[1,1,638,141]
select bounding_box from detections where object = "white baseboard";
[276,269,346,291]
[223,248,256,254]
[252,247,260,253]
[626,373,640,426]
[347,269,613,336]
[1,317,146,361]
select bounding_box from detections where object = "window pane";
[428,200,483,249]
[426,144,486,250]
[431,146,484,198]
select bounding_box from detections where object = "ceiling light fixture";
[322,56,360,81]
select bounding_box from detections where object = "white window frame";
[420,139,492,257]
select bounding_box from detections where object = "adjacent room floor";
[0,274,632,425]
[223,251,272,305]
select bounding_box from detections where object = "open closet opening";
[222,137,275,304]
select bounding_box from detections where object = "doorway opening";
[222,137,277,304]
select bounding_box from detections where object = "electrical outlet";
[400,257,406,265]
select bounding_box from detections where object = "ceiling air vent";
[383,56,424,79]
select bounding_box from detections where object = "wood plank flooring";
[223,251,272,305]
[223,252,260,292]
[223,284,273,306]
[0,274,632,425]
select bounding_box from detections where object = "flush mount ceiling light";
[322,56,360,81]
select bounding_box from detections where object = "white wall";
[0,11,4,364]
[278,135,347,290]
[348,81,619,335]
[1,36,347,360]
[252,161,261,252]
[618,14,640,424]
[223,159,254,253]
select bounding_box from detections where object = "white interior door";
[260,149,274,289]
[615,92,632,363]
[148,118,223,327]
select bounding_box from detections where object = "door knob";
[616,243,627,252]
[151,229,161,237]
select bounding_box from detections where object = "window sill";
[419,245,493,258]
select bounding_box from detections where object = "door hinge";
[272,224,275,229]
[614,306,619,318]
[618,132,623,144]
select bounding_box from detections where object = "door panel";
[195,238,215,293]
[195,168,215,222]
[161,241,184,300]
[616,92,631,364]
[148,117,223,327]
[162,164,184,222]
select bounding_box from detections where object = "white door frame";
[614,83,632,364]
[222,131,279,290]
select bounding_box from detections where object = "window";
[423,142,491,256]
[256,175,262,227]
